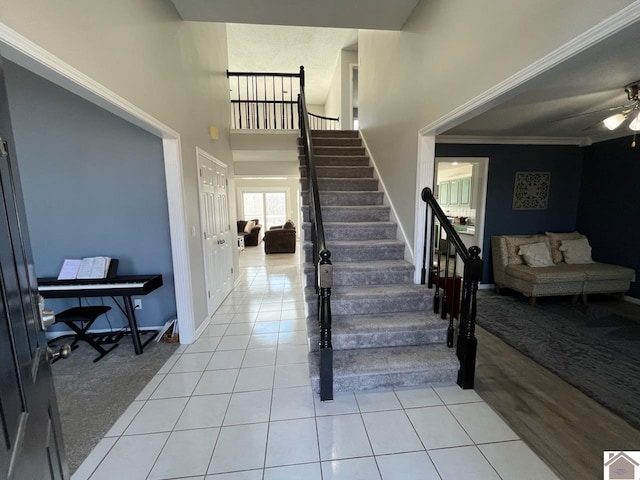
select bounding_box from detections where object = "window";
[242,191,287,230]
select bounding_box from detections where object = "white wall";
[358,0,634,250]
[0,0,234,332]
[324,55,341,121]
[234,161,299,177]
[324,48,358,128]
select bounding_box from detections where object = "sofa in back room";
[491,231,635,306]
[237,219,262,247]
[264,220,296,254]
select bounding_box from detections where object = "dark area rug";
[50,333,178,474]
[475,292,640,430]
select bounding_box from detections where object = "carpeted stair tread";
[311,138,362,146]
[310,130,360,138]
[304,260,415,286]
[299,155,370,167]
[302,205,390,222]
[301,178,379,191]
[304,240,405,262]
[299,146,366,156]
[301,191,384,206]
[305,284,431,315]
[300,165,374,178]
[307,312,447,351]
[308,345,458,393]
[302,221,396,241]
[306,283,430,298]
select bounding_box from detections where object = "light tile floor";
[73,245,559,480]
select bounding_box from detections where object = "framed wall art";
[512,172,551,210]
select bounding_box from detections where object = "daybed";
[264,220,296,254]
[492,232,635,306]
[237,219,262,247]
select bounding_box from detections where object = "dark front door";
[0,56,68,479]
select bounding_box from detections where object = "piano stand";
[53,306,122,362]
[38,274,163,356]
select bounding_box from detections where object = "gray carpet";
[50,333,179,474]
[476,292,640,430]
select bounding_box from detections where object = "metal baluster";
[433,221,442,314]
[448,254,458,347]
[441,236,450,320]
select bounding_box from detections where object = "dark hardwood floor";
[474,326,640,479]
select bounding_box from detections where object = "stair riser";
[307,329,447,352]
[299,156,370,167]
[301,191,384,206]
[302,224,397,241]
[302,207,389,222]
[299,146,366,156]
[310,367,458,393]
[312,138,362,146]
[304,268,413,287]
[299,166,374,178]
[305,244,404,262]
[310,130,359,138]
[300,178,379,191]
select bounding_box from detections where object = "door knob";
[47,344,72,364]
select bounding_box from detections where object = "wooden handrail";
[298,66,333,401]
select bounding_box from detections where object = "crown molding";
[436,135,591,146]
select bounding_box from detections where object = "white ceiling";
[443,19,640,144]
[226,24,357,105]
[172,0,419,30]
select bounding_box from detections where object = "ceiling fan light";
[603,113,626,130]
[629,113,640,131]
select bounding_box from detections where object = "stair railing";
[298,66,334,401]
[227,70,339,130]
[420,187,483,389]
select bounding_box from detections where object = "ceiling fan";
[600,80,640,131]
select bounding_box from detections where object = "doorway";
[435,157,489,265]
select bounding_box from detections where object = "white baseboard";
[478,283,494,290]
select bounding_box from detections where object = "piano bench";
[54,306,120,362]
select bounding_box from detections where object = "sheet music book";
[57,257,111,280]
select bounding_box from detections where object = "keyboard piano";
[38,275,163,298]
[38,274,163,355]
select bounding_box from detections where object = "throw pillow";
[545,231,582,263]
[504,234,547,265]
[243,220,255,233]
[518,242,554,267]
[559,237,594,264]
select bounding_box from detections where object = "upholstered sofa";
[264,220,296,254]
[237,219,262,247]
[492,232,635,306]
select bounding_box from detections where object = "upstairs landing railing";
[297,66,333,401]
[420,187,483,389]
[227,69,339,130]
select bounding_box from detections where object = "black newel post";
[318,250,333,401]
[456,246,482,389]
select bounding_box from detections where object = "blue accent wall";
[5,61,176,330]
[577,136,640,298]
[435,143,584,282]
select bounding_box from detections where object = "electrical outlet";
[134,299,142,310]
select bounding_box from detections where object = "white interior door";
[198,149,233,317]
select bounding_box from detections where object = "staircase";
[300,130,458,394]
